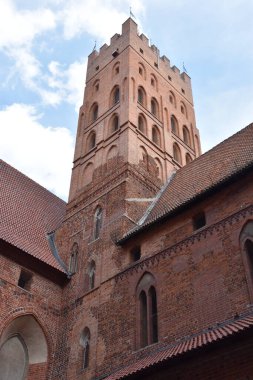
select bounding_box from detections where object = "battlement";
[87,18,190,86]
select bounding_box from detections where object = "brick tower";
[54,17,201,379]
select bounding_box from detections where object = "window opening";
[18,270,32,291]
[131,246,141,262]
[192,212,206,230]
[94,207,103,239]
[69,243,78,273]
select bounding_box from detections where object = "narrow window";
[110,114,119,133]
[110,86,120,106]
[138,87,146,105]
[138,114,146,134]
[81,328,90,370]
[171,115,178,135]
[173,143,182,164]
[152,126,160,146]
[149,286,158,343]
[192,212,206,230]
[114,87,120,103]
[90,103,98,122]
[18,270,32,291]
[151,98,158,117]
[245,240,253,279]
[94,207,102,239]
[69,243,78,273]
[183,125,191,146]
[88,260,96,290]
[139,291,148,348]
[87,132,96,151]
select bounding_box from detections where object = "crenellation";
[171,65,180,75]
[100,43,109,54]
[139,33,149,45]
[110,33,120,44]
[151,44,160,56]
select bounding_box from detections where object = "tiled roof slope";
[120,123,253,242]
[104,312,253,380]
[0,160,66,272]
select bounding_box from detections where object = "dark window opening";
[139,67,143,75]
[113,87,120,104]
[181,88,185,94]
[95,83,99,91]
[154,62,158,68]
[193,212,206,230]
[140,291,148,348]
[140,48,144,54]
[112,50,119,58]
[168,75,172,81]
[95,65,99,71]
[131,246,141,262]
[246,240,253,279]
[149,286,158,343]
[94,207,103,239]
[18,270,32,291]
[83,342,89,369]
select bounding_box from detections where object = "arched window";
[110,85,120,106]
[112,62,120,76]
[93,79,99,93]
[87,131,96,151]
[240,221,253,302]
[173,143,182,164]
[80,328,90,369]
[150,74,158,90]
[109,114,119,134]
[183,125,191,146]
[171,115,179,135]
[88,260,96,290]
[151,97,159,118]
[185,153,192,164]
[180,102,187,118]
[138,114,147,134]
[169,91,176,107]
[90,103,98,122]
[94,207,102,240]
[152,126,161,146]
[137,86,146,106]
[137,273,158,348]
[138,63,146,79]
[69,243,78,274]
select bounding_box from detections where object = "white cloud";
[0,103,74,200]
[0,0,55,48]
[59,0,144,42]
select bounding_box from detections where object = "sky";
[1,0,253,200]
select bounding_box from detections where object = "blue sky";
[1,0,253,200]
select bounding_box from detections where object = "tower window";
[90,103,98,123]
[183,125,191,146]
[110,114,119,134]
[94,206,103,240]
[138,114,147,134]
[181,88,185,94]
[140,48,144,54]
[168,75,172,81]
[240,221,253,302]
[185,153,192,164]
[171,115,179,135]
[138,63,146,79]
[87,131,96,151]
[152,126,161,146]
[110,85,120,106]
[18,270,32,291]
[151,98,159,118]
[137,273,158,348]
[173,143,182,164]
[139,67,143,75]
[138,87,146,106]
[192,212,206,230]
[96,65,99,71]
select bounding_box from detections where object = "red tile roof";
[119,123,253,243]
[104,312,253,380]
[0,160,66,272]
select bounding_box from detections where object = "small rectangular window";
[168,75,172,81]
[95,65,99,71]
[154,62,158,68]
[140,48,144,54]
[18,270,33,291]
[192,212,206,231]
[181,88,185,94]
[131,246,141,262]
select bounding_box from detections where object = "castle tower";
[54,19,201,379]
[68,18,201,207]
